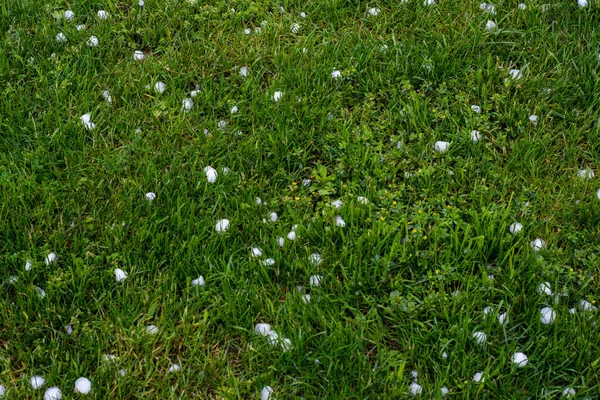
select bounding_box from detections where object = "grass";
[2,0,600,398]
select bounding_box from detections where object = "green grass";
[2,0,600,398]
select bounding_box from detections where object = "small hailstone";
[114,268,128,282]
[309,253,322,266]
[56,32,67,43]
[596,188,600,200]
[480,3,496,14]
[154,81,166,93]
[251,247,263,258]
[266,330,279,346]
[472,372,485,383]
[292,224,298,231]
[45,252,57,265]
[64,10,75,20]
[272,91,283,102]
[434,141,450,153]
[146,325,158,334]
[44,387,62,400]
[262,258,275,266]
[579,299,594,312]
[145,192,156,201]
[396,141,403,149]
[530,238,546,251]
[74,377,91,394]
[509,222,523,234]
[471,105,481,113]
[102,90,112,103]
[291,23,300,34]
[472,331,487,345]
[332,69,342,79]
[569,308,576,314]
[0,385,5,396]
[331,199,344,209]
[483,306,493,315]
[508,69,523,80]
[204,166,218,183]
[254,27,261,33]
[277,237,285,247]
[409,382,422,396]
[268,212,278,222]
[538,282,553,296]
[244,28,251,35]
[280,337,292,351]
[97,10,110,20]
[80,113,96,130]
[168,364,181,372]
[485,20,497,31]
[367,7,381,16]
[192,276,205,286]
[302,294,311,303]
[423,0,436,5]
[76,24,86,31]
[498,312,509,326]
[25,259,32,271]
[31,376,45,389]
[470,130,481,142]
[240,66,248,77]
[118,369,126,377]
[512,352,528,367]
[104,354,117,363]
[302,179,311,187]
[182,98,193,111]
[261,386,274,400]
[442,351,448,359]
[441,387,449,396]
[357,196,369,204]
[518,3,527,9]
[578,168,594,179]
[309,275,322,287]
[133,51,145,61]
[577,0,588,7]
[139,0,144,6]
[221,167,230,175]
[300,11,306,18]
[529,115,538,123]
[540,307,556,324]
[36,287,46,298]
[334,215,346,227]
[87,36,99,47]
[256,197,262,205]
[230,106,238,114]
[217,120,227,129]
[254,323,271,336]
[562,388,576,398]
[190,90,200,97]
[411,370,418,380]
[65,325,73,335]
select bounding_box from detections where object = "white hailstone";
[230,106,238,114]
[498,312,509,326]
[485,20,497,31]
[538,282,553,296]
[396,141,403,150]
[480,3,496,14]
[300,11,306,18]
[25,259,32,271]
[192,276,205,286]
[254,27,261,33]
[409,382,422,396]
[36,287,46,298]
[204,166,218,183]
[215,219,230,233]
[104,354,117,364]
[579,299,595,312]
[596,188,600,200]
[251,247,263,258]
[291,23,300,34]
[472,372,484,383]
[529,115,538,123]
[261,386,274,400]
[255,197,262,205]
[440,387,449,396]
[569,308,576,314]
[530,238,546,251]
[302,294,311,303]
[65,325,73,335]
[217,120,227,129]
[190,90,200,97]
[540,307,556,324]
[334,215,346,227]
[45,252,57,265]
[74,377,91,394]
[309,253,322,266]
[244,28,251,35]
[139,0,144,6]
[508,69,523,80]
[44,387,62,400]
[309,275,322,287]
[80,113,96,130]
[272,91,283,102]
[239,66,248,77]
[254,323,271,336]
[269,212,278,222]
[97,10,110,20]
[102,90,112,103]
[133,50,145,61]
[471,105,481,113]
[442,352,448,359]
[145,192,156,201]
[577,168,594,179]
[509,222,523,234]
[280,337,292,351]
[154,81,166,93]
[87,36,99,47]
[76,25,86,31]
[411,370,418,379]
[367,7,381,16]
[302,179,311,187]
[434,141,450,153]
[483,306,493,315]
[292,224,299,231]
[423,0,436,5]
[357,196,369,204]
[56,32,67,43]
[562,388,576,398]
[182,98,193,111]
[31,376,45,389]
[64,10,75,20]
[118,369,126,376]
[331,199,344,209]
[262,258,275,266]
[518,3,527,9]
[578,0,588,7]
[277,237,285,247]
[114,268,128,282]
[266,330,279,346]
[332,69,342,79]
[168,364,181,372]
[0,385,5,396]
[472,331,487,345]
[471,130,481,142]
[146,325,158,334]
[512,352,528,367]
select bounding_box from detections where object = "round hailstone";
[266,330,279,346]
[55,32,67,43]
[529,115,538,123]
[139,0,144,6]
[204,166,218,183]
[101,90,112,103]
[423,0,436,5]
[442,351,448,359]
[44,387,62,400]
[146,325,158,334]
[332,69,341,79]
[578,0,588,7]
[0,384,5,396]
[309,275,322,287]
[25,259,32,271]
[261,386,274,400]
[357,196,369,205]
[268,212,278,222]
[114,268,128,282]
[45,252,57,265]
[471,105,481,113]
[215,219,230,233]
[300,11,306,18]
[277,237,285,247]
[280,337,292,352]
[272,91,283,102]
[74,377,91,394]
[334,215,346,227]
[562,388,576,398]
[498,312,509,326]
[291,23,300,34]
[331,199,344,209]
[97,10,110,20]
[518,3,527,9]
[485,20,497,31]
[217,120,227,129]
[472,331,487,345]
[411,370,418,380]
[577,168,594,179]
[36,287,46,298]
[64,10,75,20]
[512,352,528,367]
[244,28,251,35]
[133,50,145,61]
[182,98,193,111]
[154,81,166,93]
[569,308,576,314]
[440,387,449,396]
[409,382,422,397]
[190,89,200,97]
[483,306,493,316]
[76,24,86,31]
[302,294,311,304]
[309,253,322,266]
[254,323,271,336]
[87,36,98,47]
[168,364,181,372]
[255,197,262,206]
[118,369,126,377]
[230,106,238,114]
[303,179,311,187]
[434,141,450,153]
[537,282,553,296]
[508,69,523,80]
[239,66,248,77]
[80,113,96,130]
[470,130,481,142]
[31,375,45,389]
[509,222,523,234]
[65,325,73,335]
[192,276,205,286]
[579,299,594,312]
[530,238,546,251]
[262,258,275,266]
[367,7,381,16]
[145,192,156,201]
[540,307,556,324]
[251,247,263,258]
[472,372,484,383]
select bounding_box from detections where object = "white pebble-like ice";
[291,23,300,34]
[357,196,369,204]
[538,282,552,296]
[485,20,497,31]
[251,247,263,258]
[332,69,341,79]
[215,219,230,233]
[192,276,205,286]
[204,166,218,183]
[240,66,248,77]
[273,91,283,102]
[133,51,145,61]
[44,387,62,400]
[530,238,546,251]
[64,10,75,20]
[168,364,181,372]
[498,312,509,326]
[470,130,481,142]
[262,258,275,266]
[509,222,523,234]
[334,215,346,227]
[472,331,487,345]
[309,275,322,287]
[261,386,274,400]
[309,253,322,266]
[145,192,156,201]
[434,141,450,153]
[81,113,96,130]
[254,323,271,336]
[472,372,484,383]
[45,252,57,265]
[87,36,98,47]
[540,307,556,324]
[30,375,45,389]
[562,388,576,398]
[512,352,528,367]
[74,377,91,394]
[154,81,166,93]
[97,10,110,20]
[56,33,67,43]
[409,382,422,396]
[114,268,127,282]
[268,212,278,222]
[471,105,481,113]
[287,231,296,241]
[182,98,193,111]
[331,199,343,209]
[146,325,158,334]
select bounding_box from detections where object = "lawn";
[2,0,600,398]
